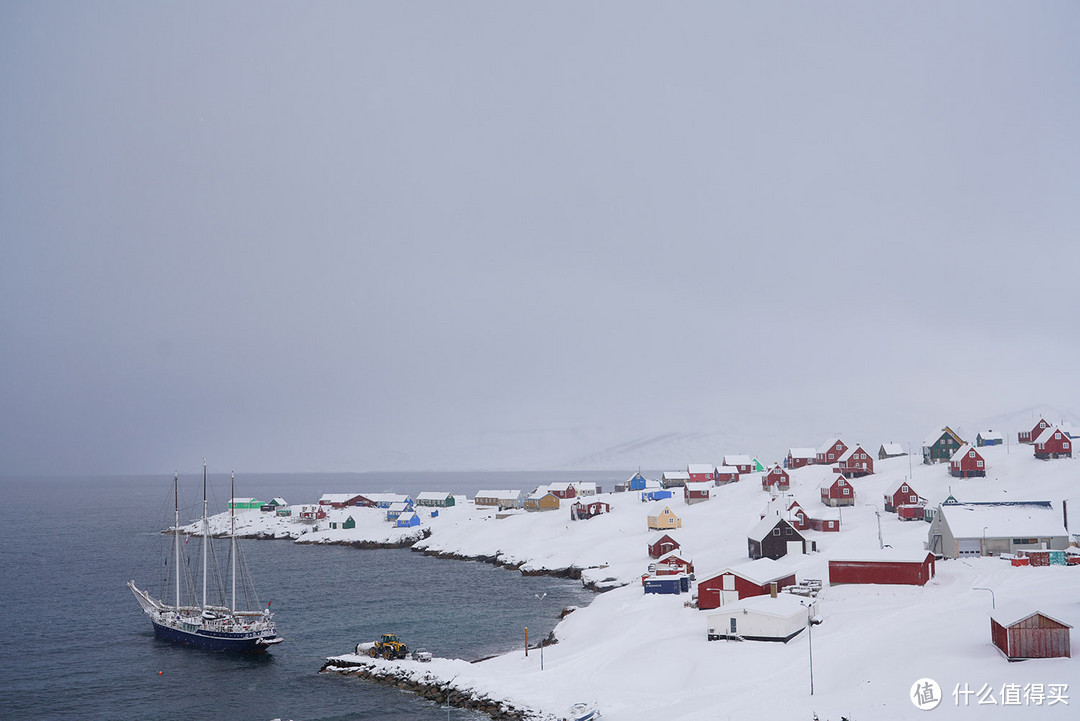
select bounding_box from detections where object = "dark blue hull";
[151,619,274,654]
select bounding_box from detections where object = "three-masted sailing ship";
[128,463,283,653]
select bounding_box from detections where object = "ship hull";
[150,619,276,654]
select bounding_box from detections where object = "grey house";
[928,501,1069,558]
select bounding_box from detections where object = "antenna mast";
[230,471,236,612]
[201,459,208,611]
[174,471,181,609]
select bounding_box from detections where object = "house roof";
[748,515,802,541]
[396,512,419,522]
[687,464,715,474]
[977,430,1004,441]
[830,549,934,564]
[723,454,752,466]
[1035,426,1065,445]
[387,502,411,512]
[475,489,523,499]
[547,482,575,493]
[662,471,691,480]
[879,443,905,456]
[837,444,868,462]
[788,447,817,459]
[715,466,740,476]
[817,437,843,453]
[229,497,259,504]
[938,502,1067,539]
[573,482,597,492]
[991,604,1072,630]
[416,491,452,501]
[363,493,412,504]
[950,444,981,463]
[656,549,690,563]
[319,493,359,504]
[818,475,846,490]
[685,481,714,491]
[923,426,963,446]
[648,532,678,546]
[712,594,813,620]
[700,557,797,586]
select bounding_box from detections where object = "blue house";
[642,489,674,502]
[386,500,414,521]
[627,472,649,491]
[395,511,421,528]
[976,430,1004,447]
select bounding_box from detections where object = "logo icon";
[911,678,942,710]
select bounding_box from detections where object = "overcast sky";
[2,2,1079,476]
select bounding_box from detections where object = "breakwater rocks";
[319,658,543,721]
[412,547,601,586]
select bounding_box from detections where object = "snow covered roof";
[879,443,905,456]
[573,482,597,492]
[396,511,418,521]
[229,497,259,504]
[662,471,690,480]
[685,481,714,491]
[657,549,689,563]
[723,455,752,466]
[990,604,1072,630]
[715,466,740,476]
[364,493,411,504]
[548,482,574,493]
[416,491,451,501]
[648,531,678,545]
[977,430,1003,441]
[712,594,813,620]
[700,557,796,586]
[687,464,715,474]
[747,515,800,541]
[387,502,411,512]
[788,447,817,459]
[923,427,962,446]
[837,444,866,462]
[830,548,933,564]
[818,474,846,490]
[950,444,980,462]
[938,502,1067,539]
[319,493,358,504]
[1035,426,1065,444]
[475,490,523,499]
[817,437,842,453]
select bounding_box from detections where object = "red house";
[991,608,1072,660]
[809,515,840,532]
[1018,418,1052,444]
[548,482,578,499]
[723,455,754,475]
[684,481,713,505]
[884,482,922,513]
[696,558,797,610]
[837,444,874,478]
[687,464,716,483]
[654,550,694,576]
[816,438,847,465]
[647,533,680,559]
[1034,426,1072,460]
[786,447,816,469]
[761,465,790,491]
[787,501,810,531]
[820,475,855,507]
[950,444,987,477]
[715,466,740,484]
[570,500,610,520]
[828,551,936,586]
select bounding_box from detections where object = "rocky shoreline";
[319,658,549,721]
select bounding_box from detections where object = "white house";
[706,594,817,642]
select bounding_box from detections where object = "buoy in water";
[158,671,163,675]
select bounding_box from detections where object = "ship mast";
[201,459,208,611]
[173,471,181,610]
[230,471,236,612]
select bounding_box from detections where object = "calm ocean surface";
[0,471,625,721]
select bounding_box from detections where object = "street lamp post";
[535,592,547,671]
[801,599,815,695]
[973,587,995,609]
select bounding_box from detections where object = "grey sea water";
[0,471,621,721]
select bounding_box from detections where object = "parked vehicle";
[355,633,409,660]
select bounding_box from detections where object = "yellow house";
[648,506,683,530]
[525,492,561,512]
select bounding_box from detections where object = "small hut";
[991,607,1071,660]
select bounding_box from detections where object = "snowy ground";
[198,444,1080,719]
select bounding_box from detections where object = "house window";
[772,529,781,536]
[977,461,983,468]
[969,451,975,458]
[1065,442,1071,449]
[843,488,850,495]
[909,495,917,503]
[902,485,908,493]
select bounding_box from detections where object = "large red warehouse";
[991,607,1071,660]
[828,550,936,586]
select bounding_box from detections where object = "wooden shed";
[878,442,906,460]
[828,550,936,586]
[647,533,680,559]
[991,607,1071,660]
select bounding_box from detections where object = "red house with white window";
[816,438,847,465]
[810,515,840,532]
[548,482,577,499]
[654,550,694,576]
[684,481,713,505]
[696,558,798,610]
[1018,418,1052,444]
[715,466,740,484]
[647,533,680,559]
[884,482,922,513]
[786,448,817,469]
[787,501,810,531]
[687,464,716,483]
[761,465,790,491]
[950,444,987,478]
[1034,427,1072,459]
[838,444,874,478]
[820,475,855,507]
[723,455,754,475]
